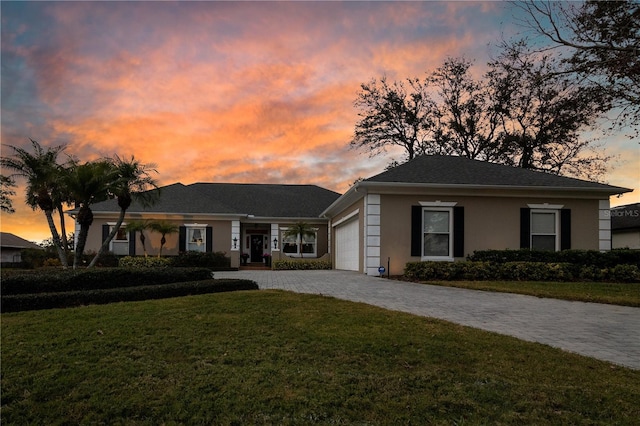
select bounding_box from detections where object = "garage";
[335,217,359,271]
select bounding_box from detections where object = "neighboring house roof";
[611,203,640,231]
[87,182,341,219]
[322,155,632,216]
[0,232,42,250]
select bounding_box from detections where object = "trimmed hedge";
[273,259,332,270]
[170,251,231,268]
[468,249,640,268]
[404,261,640,283]
[1,279,259,313]
[1,267,214,295]
[119,256,173,268]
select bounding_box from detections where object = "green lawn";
[411,280,640,307]
[2,290,639,424]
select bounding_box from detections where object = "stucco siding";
[378,194,602,276]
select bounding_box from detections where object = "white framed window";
[530,210,559,251]
[185,224,207,252]
[422,208,453,260]
[281,228,317,257]
[108,223,129,256]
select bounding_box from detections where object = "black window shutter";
[520,208,531,249]
[560,209,571,250]
[102,224,109,243]
[129,230,136,255]
[179,226,186,252]
[206,227,213,252]
[411,206,422,257]
[453,206,464,258]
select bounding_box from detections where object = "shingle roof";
[89,182,341,218]
[0,232,42,250]
[611,203,640,231]
[365,155,631,193]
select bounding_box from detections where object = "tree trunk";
[44,209,68,269]
[56,205,69,266]
[74,224,90,269]
[140,233,147,257]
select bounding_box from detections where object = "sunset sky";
[2,1,638,244]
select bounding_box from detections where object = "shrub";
[608,264,640,282]
[273,259,332,270]
[1,267,214,295]
[403,261,640,283]
[468,249,640,268]
[1,279,259,313]
[119,256,172,268]
[171,251,231,268]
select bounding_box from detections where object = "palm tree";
[283,222,316,258]
[0,175,16,214]
[149,220,179,257]
[0,139,69,267]
[125,220,152,257]
[88,155,159,267]
[65,160,114,268]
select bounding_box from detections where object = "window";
[411,204,464,260]
[109,223,129,256]
[187,226,207,252]
[281,228,317,257]
[422,209,453,259]
[531,210,559,251]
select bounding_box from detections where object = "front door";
[250,235,264,262]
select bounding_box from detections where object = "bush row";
[1,279,259,313]
[404,261,640,283]
[1,267,214,295]
[467,249,640,268]
[170,251,231,268]
[273,259,332,270]
[118,256,173,268]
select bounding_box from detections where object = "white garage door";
[335,217,359,271]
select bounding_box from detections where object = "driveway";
[214,269,640,370]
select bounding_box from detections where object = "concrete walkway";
[214,269,640,370]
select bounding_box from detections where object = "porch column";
[231,220,240,251]
[271,224,280,257]
[230,220,240,268]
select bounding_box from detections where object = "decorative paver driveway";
[214,270,640,370]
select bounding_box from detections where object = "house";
[321,155,632,276]
[77,183,341,268]
[75,155,632,274]
[611,203,640,249]
[0,232,43,266]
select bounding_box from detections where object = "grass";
[2,290,639,424]
[408,280,640,307]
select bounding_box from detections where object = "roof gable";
[365,155,631,192]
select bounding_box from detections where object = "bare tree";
[488,42,611,179]
[513,0,640,134]
[351,76,438,162]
